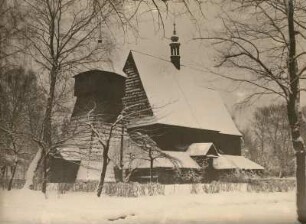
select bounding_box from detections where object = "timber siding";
[50,114,124,183]
[123,53,153,120]
[50,70,126,183]
[62,115,123,161]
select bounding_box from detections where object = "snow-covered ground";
[0,189,297,224]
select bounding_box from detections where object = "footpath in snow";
[0,189,297,224]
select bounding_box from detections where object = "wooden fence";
[0,178,296,197]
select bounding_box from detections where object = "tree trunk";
[97,151,108,197]
[96,123,114,197]
[23,147,42,189]
[42,153,47,194]
[41,67,57,194]
[120,125,124,182]
[1,166,7,190]
[8,160,18,191]
[150,159,153,183]
[278,170,283,178]
[296,148,306,223]
[287,0,306,222]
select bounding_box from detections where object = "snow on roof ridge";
[126,50,242,136]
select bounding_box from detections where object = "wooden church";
[50,25,263,184]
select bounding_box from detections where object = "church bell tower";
[170,23,181,70]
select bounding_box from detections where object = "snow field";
[0,189,297,224]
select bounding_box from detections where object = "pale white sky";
[23,1,305,129]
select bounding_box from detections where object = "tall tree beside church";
[21,0,120,193]
[196,0,306,222]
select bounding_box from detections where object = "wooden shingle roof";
[124,51,241,136]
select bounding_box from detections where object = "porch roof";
[57,147,81,161]
[213,155,264,170]
[126,151,200,169]
[187,143,218,157]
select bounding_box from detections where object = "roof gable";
[124,51,241,136]
[123,52,154,120]
[187,143,219,157]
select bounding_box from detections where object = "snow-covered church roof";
[124,51,241,136]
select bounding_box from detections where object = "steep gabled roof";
[124,51,241,136]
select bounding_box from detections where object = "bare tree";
[195,0,306,222]
[84,111,124,197]
[243,104,296,177]
[83,105,146,197]
[79,97,180,196]
[20,0,121,193]
[0,67,44,190]
[0,0,26,69]
[128,131,181,183]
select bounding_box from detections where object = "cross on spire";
[173,22,176,35]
